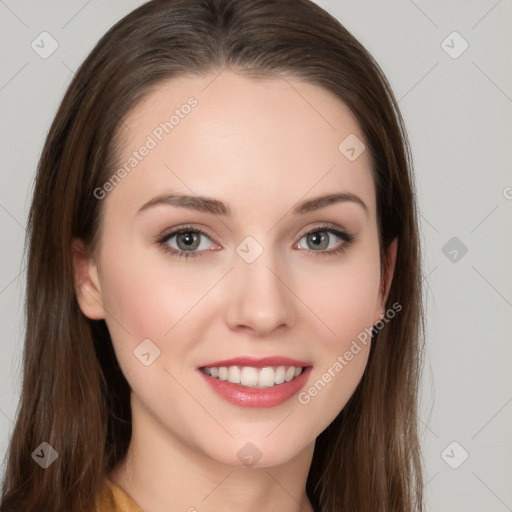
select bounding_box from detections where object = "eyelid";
[158,223,218,240]
[295,221,352,240]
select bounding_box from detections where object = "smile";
[201,365,304,388]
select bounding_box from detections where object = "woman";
[0,0,424,511]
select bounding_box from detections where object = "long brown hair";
[0,1,424,510]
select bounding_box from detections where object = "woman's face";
[75,70,396,468]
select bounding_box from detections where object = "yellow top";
[95,478,143,512]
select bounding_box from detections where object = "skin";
[73,70,397,512]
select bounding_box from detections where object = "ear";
[373,237,398,324]
[71,238,106,320]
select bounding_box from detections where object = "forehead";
[107,70,376,221]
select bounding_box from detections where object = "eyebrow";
[137,191,368,216]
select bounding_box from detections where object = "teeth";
[227,366,241,384]
[202,365,304,388]
[240,366,258,386]
[285,367,295,382]
[275,366,286,384]
[258,367,275,388]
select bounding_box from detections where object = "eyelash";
[156,223,355,260]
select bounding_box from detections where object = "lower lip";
[198,367,312,408]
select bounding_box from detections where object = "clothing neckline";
[101,476,319,512]
[98,477,143,512]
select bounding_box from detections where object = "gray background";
[1,0,511,510]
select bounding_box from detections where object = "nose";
[224,251,296,336]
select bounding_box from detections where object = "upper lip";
[198,356,311,369]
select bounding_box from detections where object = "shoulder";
[94,477,143,512]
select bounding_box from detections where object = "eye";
[157,226,220,259]
[294,224,355,256]
[156,223,355,260]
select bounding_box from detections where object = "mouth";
[197,356,312,408]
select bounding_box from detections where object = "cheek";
[298,247,382,347]
[98,242,208,338]
[294,279,377,440]
[96,246,206,405]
